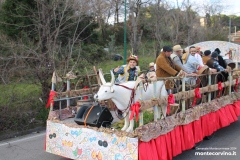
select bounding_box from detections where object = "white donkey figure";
[94,69,168,132]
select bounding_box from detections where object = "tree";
[128,0,149,55]
[0,0,98,103]
[144,0,170,58]
[200,0,228,41]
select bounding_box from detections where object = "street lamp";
[123,0,127,64]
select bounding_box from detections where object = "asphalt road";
[0,118,239,160]
[0,131,64,160]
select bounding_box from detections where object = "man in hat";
[155,46,186,90]
[113,55,140,83]
[171,44,190,73]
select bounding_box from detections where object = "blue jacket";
[113,65,140,83]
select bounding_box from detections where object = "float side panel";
[46,120,138,160]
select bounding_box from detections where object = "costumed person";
[225,49,233,60]
[155,46,186,93]
[113,55,140,83]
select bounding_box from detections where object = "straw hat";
[149,62,154,68]
[127,55,138,65]
[173,45,183,52]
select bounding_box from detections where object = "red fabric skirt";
[156,135,168,160]
[192,119,203,143]
[233,101,240,116]
[171,126,182,157]
[182,123,195,150]
[138,100,240,160]
[218,107,230,128]
[201,114,209,136]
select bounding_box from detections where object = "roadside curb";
[0,126,46,141]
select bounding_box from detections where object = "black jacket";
[218,55,226,69]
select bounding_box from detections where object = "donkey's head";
[94,69,115,101]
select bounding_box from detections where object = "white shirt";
[195,53,204,67]
[183,54,200,85]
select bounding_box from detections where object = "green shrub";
[0,83,45,132]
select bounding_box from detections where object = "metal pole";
[229,71,232,95]
[123,0,127,64]
[139,82,144,126]
[208,74,211,102]
[50,83,54,111]
[229,17,231,42]
[153,82,158,121]
[67,79,70,107]
[181,78,185,112]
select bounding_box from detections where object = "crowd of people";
[111,45,233,116]
[112,45,231,93]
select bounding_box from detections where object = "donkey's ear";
[110,70,115,86]
[99,69,106,84]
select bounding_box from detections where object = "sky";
[173,0,240,16]
[108,0,240,24]
[221,0,240,15]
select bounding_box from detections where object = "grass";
[95,40,173,73]
[0,83,41,109]
[0,83,45,132]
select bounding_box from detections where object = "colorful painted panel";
[46,120,138,160]
[185,41,240,61]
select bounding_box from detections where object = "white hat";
[173,45,183,52]
[149,62,154,68]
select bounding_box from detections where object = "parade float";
[45,41,240,160]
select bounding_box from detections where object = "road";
[0,118,239,160]
[0,131,64,160]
